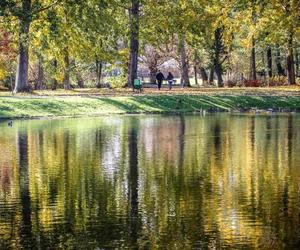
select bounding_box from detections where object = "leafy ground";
[0,87,300,119]
[1,85,300,96]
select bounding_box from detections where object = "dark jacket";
[167,73,174,81]
[156,72,165,81]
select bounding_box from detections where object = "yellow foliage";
[0,61,8,81]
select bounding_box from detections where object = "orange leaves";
[0,30,15,59]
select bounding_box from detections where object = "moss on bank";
[1,94,300,119]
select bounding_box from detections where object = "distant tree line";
[0,0,299,92]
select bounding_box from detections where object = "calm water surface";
[0,114,300,249]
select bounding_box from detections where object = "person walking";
[167,72,174,90]
[156,70,165,90]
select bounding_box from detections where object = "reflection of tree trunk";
[213,122,221,157]
[63,131,74,234]
[287,114,293,164]
[177,115,186,208]
[249,117,256,219]
[178,115,185,169]
[250,116,255,151]
[281,115,292,236]
[17,131,33,248]
[95,129,104,161]
[266,116,271,142]
[127,0,140,87]
[249,114,256,210]
[128,120,139,247]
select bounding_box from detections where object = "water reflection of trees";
[0,115,300,249]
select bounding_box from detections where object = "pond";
[0,114,300,249]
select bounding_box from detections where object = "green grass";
[1,94,300,119]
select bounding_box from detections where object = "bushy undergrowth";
[225,76,300,88]
[105,75,127,88]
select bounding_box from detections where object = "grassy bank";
[1,92,300,119]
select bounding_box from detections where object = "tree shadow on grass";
[2,94,300,119]
[91,95,234,113]
[113,95,298,112]
[92,96,184,113]
[95,97,145,113]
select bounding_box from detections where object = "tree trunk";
[215,64,223,87]
[96,60,103,88]
[287,33,296,85]
[35,55,44,90]
[127,0,140,87]
[208,66,214,85]
[5,73,14,90]
[193,52,199,85]
[250,37,257,80]
[261,50,266,82]
[51,59,58,90]
[194,65,198,85]
[275,44,285,76]
[14,0,31,93]
[179,34,190,87]
[267,46,272,78]
[76,72,84,88]
[200,67,208,85]
[63,48,71,90]
[149,66,157,84]
[295,48,299,77]
[214,28,224,87]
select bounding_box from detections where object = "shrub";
[224,80,237,88]
[243,79,262,87]
[267,76,287,86]
[106,75,127,88]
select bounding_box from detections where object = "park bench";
[133,79,142,92]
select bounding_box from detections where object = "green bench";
[133,79,142,92]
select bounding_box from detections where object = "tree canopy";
[0,0,299,92]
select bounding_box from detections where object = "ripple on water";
[0,114,299,249]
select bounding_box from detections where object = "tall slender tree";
[127,0,140,87]
[267,46,272,78]
[14,0,32,93]
[179,34,190,87]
